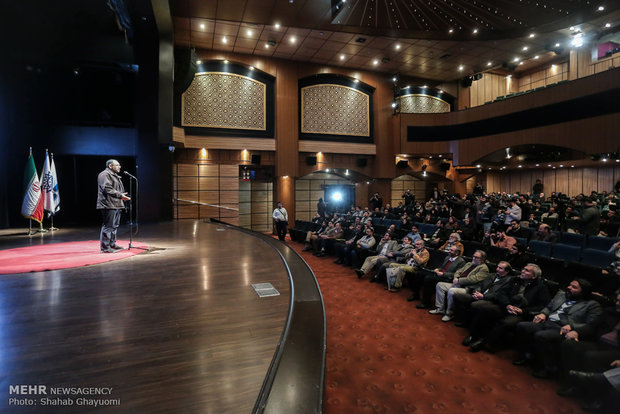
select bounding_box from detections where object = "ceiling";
[170,0,620,82]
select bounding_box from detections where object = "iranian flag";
[21,149,44,223]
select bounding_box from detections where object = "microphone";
[123,171,137,179]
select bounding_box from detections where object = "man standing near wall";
[273,201,289,242]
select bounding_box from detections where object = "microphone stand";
[124,171,147,251]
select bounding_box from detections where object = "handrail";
[208,219,326,414]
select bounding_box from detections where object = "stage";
[0,221,294,413]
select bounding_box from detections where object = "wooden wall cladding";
[390,175,426,206]
[485,166,620,196]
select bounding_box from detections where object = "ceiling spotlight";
[505,148,512,159]
[529,33,535,38]
[196,60,202,64]
[458,65,464,71]
[522,46,529,51]
[200,23,205,30]
[473,28,478,34]
[513,57,520,62]
[598,6,605,11]
[222,36,228,44]
[536,164,540,167]
[395,44,401,50]
[249,66,254,70]
[476,164,481,168]
[519,61,524,65]
[551,64,557,69]
[555,43,561,47]
[373,59,379,65]
[605,23,611,28]
[247,29,253,36]
[422,85,427,88]
[487,61,492,66]
[602,157,608,162]
[391,102,397,108]
[290,36,296,43]
[340,54,345,60]
[534,55,540,59]
[392,76,397,82]
[223,59,229,64]
[449,29,454,33]
[274,23,281,29]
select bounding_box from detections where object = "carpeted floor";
[0,240,148,274]
[288,240,586,414]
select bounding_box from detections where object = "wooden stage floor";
[0,221,291,413]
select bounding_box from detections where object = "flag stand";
[27,219,36,236]
[49,215,58,231]
[38,222,48,233]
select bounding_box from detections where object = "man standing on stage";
[97,159,130,253]
[272,201,288,242]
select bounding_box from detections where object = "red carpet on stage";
[0,240,148,274]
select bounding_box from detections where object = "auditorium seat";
[558,232,585,247]
[542,216,558,230]
[580,248,616,268]
[535,256,566,284]
[586,235,618,251]
[551,243,582,262]
[462,240,483,257]
[528,240,552,257]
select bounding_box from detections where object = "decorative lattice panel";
[301,84,370,136]
[182,72,266,130]
[399,94,450,113]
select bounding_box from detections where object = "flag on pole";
[50,153,60,215]
[21,148,44,223]
[41,150,60,217]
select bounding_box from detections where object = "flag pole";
[38,221,48,233]
[49,215,58,231]
[27,219,36,236]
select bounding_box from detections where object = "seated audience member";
[428,220,450,248]
[514,279,603,378]
[466,264,550,353]
[563,361,620,412]
[354,232,398,278]
[429,250,490,322]
[414,245,466,307]
[405,225,422,243]
[541,207,559,220]
[457,261,515,345]
[439,232,465,255]
[458,217,477,241]
[531,224,558,243]
[367,237,415,282]
[384,240,430,291]
[503,243,533,273]
[303,220,328,251]
[313,222,344,256]
[485,230,516,250]
[600,209,620,237]
[334,223,364,265]
[445,216,459,231]
[348,227,377,267]
[557,291,620,411]
[505,221,529,239]
[527,213,540,229]
[608,241,620,260]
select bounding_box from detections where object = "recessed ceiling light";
[605,23,611,28]
[265,43,270,48]
[222,36,228,44]
[534,55,540,59]
[395,44,401,50]
[223,60,228,64]
[529,33,535,38]
[438,90,443,94]
[392,76,397,82]
[547,164,552,167]
[536,164,540,166]
[570,26,575,31]
[422,85,427,88]
[555,43,561,47]
[559,164,564,167]
[247,29,253,36]
[274,23,281,29]
[519,61,524,65]
[449,29,454,33]
[473,28,478,34]
[340,54,345,60]
[507,74,512,78]
[458,65,464,71]
[487,61,492,66]
[602,157,608,162]
[249,66,254,70]
[476,164,481,168]
[513,57,519,62]
[354,78,359,83]
[290,36,296,43]
[373,59,379,65]
[518,165,522,168]
[522,46,529,51]
[196,60,202,64]
[552,64,557,69]
[405,85,410,88]
[598,6,605,11]
[200,23,205,30]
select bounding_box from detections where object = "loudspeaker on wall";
[306,156,317,166]
[251,154,261,164]
[356,158,367,167]
[396,160,409,168]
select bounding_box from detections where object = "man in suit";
[413,245,466,307]
[514,279,603,378]
[468,263,550,353]
[354,232,399,277]
[457,261,516,347]
[367,236,415,283]
[384,239,430,291]
[429,250,490,322]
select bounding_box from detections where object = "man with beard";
[514,279,603,378]
[384,240,430,292]
[366,236,415,282]
[556,291,620,411]
[413,245,466,307]
[354,232,399,277]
